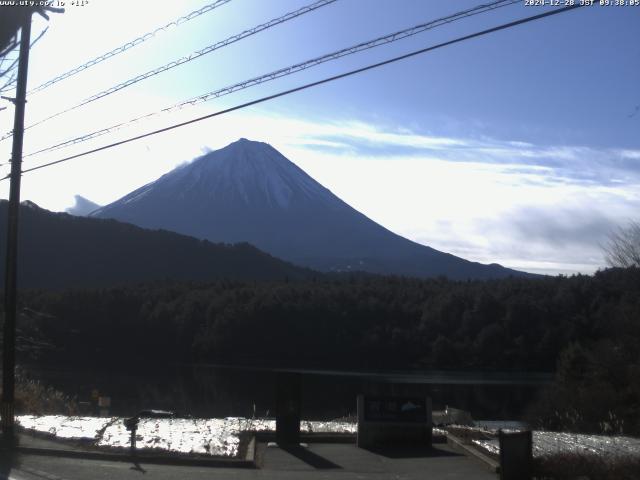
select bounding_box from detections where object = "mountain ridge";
[0,200,313,289]
[92,138,530,280]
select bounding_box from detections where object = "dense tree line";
[526,268,640,434]
[12,267,638,372]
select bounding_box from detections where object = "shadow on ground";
[364,444,462,459]
[279,444,343,469]
[0,448,20,479]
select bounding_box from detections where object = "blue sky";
[0,0,638,275]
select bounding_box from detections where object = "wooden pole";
[2,8,32,439]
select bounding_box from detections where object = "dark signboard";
[363,396,427,423]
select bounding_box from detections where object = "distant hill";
[0,201,312,289]
[93,138,530,280]
[65,195,101,216]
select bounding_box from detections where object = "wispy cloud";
[294,121,640,188]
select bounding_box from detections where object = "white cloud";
[618,149,640,160]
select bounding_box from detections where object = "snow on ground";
[472,430,640,458]
[98,418,239,457]
[19,416,639,460]
[16,416,357,458]
[17,415,113,440]
[302,420,357,434]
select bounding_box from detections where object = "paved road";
[1,443,497,480]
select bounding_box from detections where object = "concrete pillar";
[275,372,301,445]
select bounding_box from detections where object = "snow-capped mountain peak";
[92,138,526,279]
[120,138,330,210]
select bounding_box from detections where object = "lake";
[23,363,552,421]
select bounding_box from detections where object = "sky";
[0,0,638,275]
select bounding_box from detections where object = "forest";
[9,266,640,433]
[14,267,638,370]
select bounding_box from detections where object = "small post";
[130,426,137,455]
[2,8,32,440]
[123,410,173,457]
[124,416,139,456]
[499,429,533,480]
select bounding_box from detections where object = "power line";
[0,73,17,94]
[23,0,519,160]
[1,3,586,182]
[0,38,18,59]
[27,0,233,95]
[6,0,337,140]
[0,56,19,78]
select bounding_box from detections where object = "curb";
[446,433,500,473]
[0,436,258,469]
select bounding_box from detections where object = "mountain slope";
[0,200,312,289]
[92,138,528,280]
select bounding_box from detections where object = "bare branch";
[603,220,640,268]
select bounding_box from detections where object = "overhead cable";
[1,3,585,181]
[23,0,519,159]
[3,0,337,141]
[27,0,233,95]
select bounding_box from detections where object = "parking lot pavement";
[1,441,496,480]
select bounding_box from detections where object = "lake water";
[23,363,552,421]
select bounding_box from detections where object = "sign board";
[364,396,428,423]
[357,394,432,449]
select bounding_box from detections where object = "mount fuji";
[91,138,526,279]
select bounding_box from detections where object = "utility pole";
[2,8,32,440]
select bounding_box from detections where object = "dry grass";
[444,425,493,445]
[12,374,77,415]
